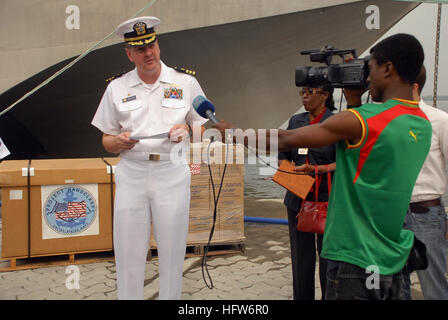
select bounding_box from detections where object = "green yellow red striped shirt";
[321,98,432,275]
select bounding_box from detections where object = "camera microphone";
[192,95,219,124]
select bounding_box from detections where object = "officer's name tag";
[122,95,136,103]
[298,148,308,155]
[118,99,142,112]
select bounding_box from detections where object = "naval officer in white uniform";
[91,16,208,300]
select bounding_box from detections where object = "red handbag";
[296,165,332,234]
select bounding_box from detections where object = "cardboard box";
[151,143,245,247]
[0,173,11,185]
[217,205,244,243]
[150,163,245,247]
[0,160,30,258]
[0,158,115,258]
[188,142,245,167]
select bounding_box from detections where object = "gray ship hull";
[0,0,419,159]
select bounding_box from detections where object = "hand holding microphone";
[192,95,234,142]
[193,95,219,124]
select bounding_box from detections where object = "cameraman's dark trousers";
[325,260,405,300]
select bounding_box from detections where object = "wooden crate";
[0,158,114,259]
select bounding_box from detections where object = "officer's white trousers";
[113,158,191,300]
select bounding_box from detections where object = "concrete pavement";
[0,199,425,300]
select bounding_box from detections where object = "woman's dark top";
[278,109,336,212]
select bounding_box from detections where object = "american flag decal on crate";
[53,201,87,221]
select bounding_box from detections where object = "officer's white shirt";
[411,98,448,202]
[92,60,208,157]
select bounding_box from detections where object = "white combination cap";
[116,16,161,47]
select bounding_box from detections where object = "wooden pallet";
[0,241,246,272]
[0,250,115,272]
[147,241,246,260]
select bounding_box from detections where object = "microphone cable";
[201,137,230,289]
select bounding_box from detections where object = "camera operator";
[278,85,336,300]
[214,33,432,300]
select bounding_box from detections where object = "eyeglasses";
[299,88,325,96]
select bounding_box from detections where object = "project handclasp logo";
[43,186,97,236]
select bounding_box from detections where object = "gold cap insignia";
[133,22,147,36]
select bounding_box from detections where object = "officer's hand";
[169,124,190,143]
[116,132,138,150]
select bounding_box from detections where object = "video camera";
[295,46,369,89]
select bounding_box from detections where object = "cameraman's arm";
[275,110,362,152]
[213,111,363,152]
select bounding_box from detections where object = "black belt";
[409,198,441,214]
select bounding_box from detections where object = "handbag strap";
[326,164,332,195]
[314,165,320,202]
[313,165,333,201]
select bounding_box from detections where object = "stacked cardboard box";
[150,142,245,247]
